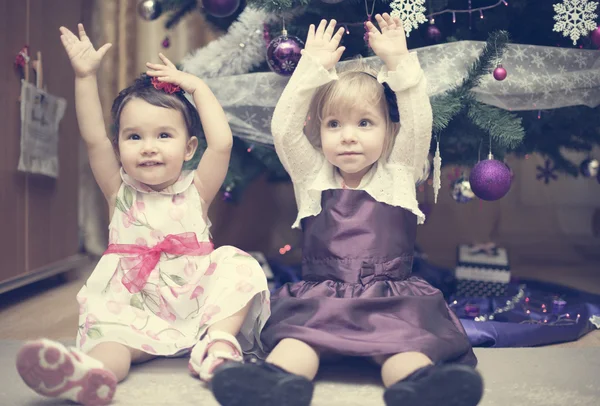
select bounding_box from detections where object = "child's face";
[320,105,386,182]
[117,98,197,191]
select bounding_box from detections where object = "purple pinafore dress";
[262,189,476,366]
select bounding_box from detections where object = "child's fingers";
[375,14,388,32]
[333,46,345,62]
[305,24,316,46]
[315,19,327,39]
[145,70,168,77]
[59,35,71,50]
[146,62,167,69]
[158,53,176,68]
[331,27,345,46]
[146,72,171,81]
[78,23,89,41]
[59,26,78,42]
[97,43,112,59]
[324,19,337,41]
[59,34,72,47]
[383,13,396,29]
[366,21,380,34]
[393,16,404,31]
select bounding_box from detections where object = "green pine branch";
[431,92,464,134]
[246,0,312,12]
[467,103,525,150]
[431,29,524,157]
[458,30,510,94]
[513,106,600,176]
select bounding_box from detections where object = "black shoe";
[211,360,314,406]
[384,364,483,406]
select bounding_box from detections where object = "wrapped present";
[455,243,510,297]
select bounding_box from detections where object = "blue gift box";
[455,243,510,297]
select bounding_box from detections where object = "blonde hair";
[304,60,401,161]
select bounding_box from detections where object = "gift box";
[455,243,510,297]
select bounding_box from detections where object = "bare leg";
[87,342,155,382]
[188,300,256,381]
[266,338,320,380]
[374,352,433,387]
[205,300,252,356]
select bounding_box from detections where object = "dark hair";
[110,74,203,147]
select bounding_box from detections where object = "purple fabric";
[261,189,477,366]
[450,282,600,348]
[408,256,600,347]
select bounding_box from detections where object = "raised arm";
[272,20,345,182]
[60,24,121,200]
[146,54,232,207]
[367,14,432,179]
[381,54,432,177]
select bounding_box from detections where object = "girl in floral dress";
[16,23,270,406]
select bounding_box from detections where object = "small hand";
[366,13,409,70]
[302,19,346,71]
[146,53,201,94]
[59,23,112,78]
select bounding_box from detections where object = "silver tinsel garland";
[180,7,279,78]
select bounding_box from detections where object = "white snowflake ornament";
[390,0,428,37]
[553,0,599,45]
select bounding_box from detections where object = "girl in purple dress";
[212,15,482,406]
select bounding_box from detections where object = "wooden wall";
[0,0,89,288]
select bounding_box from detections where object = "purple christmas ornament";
[469,155,512,201]
[493,65,507,81]
[267,32,304,76]
[201,0,240,18]
[591,26,600,49]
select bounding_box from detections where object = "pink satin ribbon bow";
[104,232,213,293]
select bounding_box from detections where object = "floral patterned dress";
[76,169,270,357]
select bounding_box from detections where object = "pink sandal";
[188,331,244,382]
[16,339,117,405]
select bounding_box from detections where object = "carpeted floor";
[2,341,599,406]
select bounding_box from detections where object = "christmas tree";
[141,0,600,200]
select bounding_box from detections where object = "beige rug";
[2,342,600,406]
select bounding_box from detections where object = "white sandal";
[188,331,243,382]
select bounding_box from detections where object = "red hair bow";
[151,77,181,94]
